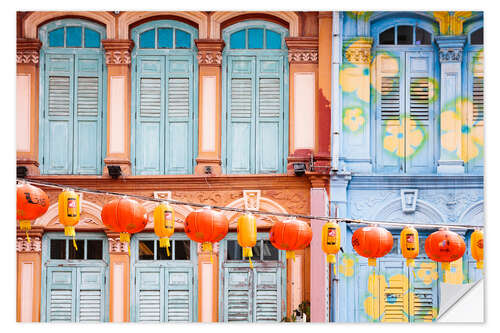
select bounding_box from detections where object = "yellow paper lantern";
[58,189,80,250]
[470,229,483,269]
[400,226,419,267]
[237,214,257,268]
[321,220,341,264]
[153,203,175,256]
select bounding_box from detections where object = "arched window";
[371,18,437,174]
[222,21,289,174]
[39,19,106,175]
[131,20,198,175]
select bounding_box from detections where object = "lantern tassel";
[286,251,295,261]
[334,263,337,276]
[327,254,336,264]
[368,258,377,267]
[26,231,30,243]
[477,260,483,270]
[72,236,78,251]
[20,220,31,242]
[202,243,213,264]
[249,257,253,269]
[120,233,131,256]
[160,238,171,257]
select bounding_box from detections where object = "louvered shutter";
[74,54,103,174]
[379,261,409,322]
[165,56,193,174]
[254,267,281,321]
[227,57,255,174]
[468,51,484,173]
[46,267,75,322]
[256,57,284,174]
[355,262,377,322]
[77,267,105,322]
[405,52,434,173]
[376,52,403,173]
[136,56,165,175]
[224,267,252,322]
[410,260,438,322]
[165,268,193,322]
[136,267,163,322]
[43,54,74,174]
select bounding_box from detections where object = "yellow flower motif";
[444,258,464,284]
[343,107,365,132]
[338,257,355,277]
[472,49,483,74]
[371,52,400,95]
[339,64,370,102]
[416,262,438,285]
[383,118,425,158]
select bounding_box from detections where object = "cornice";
[102,39,134,65]
[285,37,319,64]
[348,175,484,190]
[195,39,225,66]
[17,38,42,64]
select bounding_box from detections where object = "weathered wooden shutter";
[227,56,255,174]
[136,56,165,175]
[256,57,284,174]
[405,52,434,173]
[355,262,377,322]
[468,51,484,173]
[165,56,193,174]
[43,54,74,174]
[379,261,408,322]
[254,267,281,321]
[224,267,252,321]
[77,267,105,322]
[46,267,76,322]
[375,52,403,173]
[74,54,102,174]
[165,268,193,322]
[136,267,163,322]
[410,260,438,322]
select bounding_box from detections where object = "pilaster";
[106,231,130,322]
[194,39,225,176]
[197,241,219,322]
[102,40,134,177]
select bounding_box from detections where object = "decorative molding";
[197,242,220,255]
[285,37,319,64]
[243,190,261,211]
[17,236,42,253]
[154,191,172,201]
[16,39,42,64]
[401,189,418,213]
[438,48,463,63]
[107,236,129,254]
[102,40,134,65]
[435,35,466,63]
[288,50,319,64]
[195,39,225,66]
[342,37,373,64]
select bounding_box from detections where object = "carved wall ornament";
[17,236,42,252]
[16,50,39,64]
[105,50,131,65]
[197,241,220,255]
[401,189,418,213]
[197,50,222,65]
[154,191,172,201]
[243,190,261,211]
[108,237,129,254]
[288,50,319,64]
[344,47,371,64]
[439,48,463,63]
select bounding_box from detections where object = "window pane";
[248,28,264,49]
[175,29,191,49]
[415,27,431,45]
[84,28,100,48]
[50,239,66,259]
[48,28,65,47]
[389,237,399,255]
[418,236,428,257]
[175,240,191,260]
[262,240,279,260]
[227,240,243,260]
[66,27,82,47]
[252,242,261,260]
[158,28,173,48]
[379,27,395,45]
[140,29,155,49]
[139,240,155,260]
[230,30,246,49]
[68,240,85,259]
[157,241,173,260]
[471,28,483,45]
[87,240,103,260]
[266,30,281,49]
[397,25,413,45]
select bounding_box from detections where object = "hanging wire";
[17,178,484,231]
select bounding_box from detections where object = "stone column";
[197,242,219,322]
[194,39,225,176]
[436,35,467,174]
[16,39,42,176]
[101,40,134,176]
[16,227,43,322]
[107,232,130,322]
[285,37,319,174]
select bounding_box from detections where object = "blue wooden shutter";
[379,261,408,322]
[410,260,438,322]
[76,266,105,322]
[46,266,76,322]
[227,56,256,174]
[405,52,434,173]
[136,56,165,175]
[224,267,252,321]
[43,54,74,174]
[355,262,375,322]
[468,51,484,173]
[375,52,403,173]
[74,54,103,174]
[254,267,281,321]
[256,57,284,174]
[165,268,193,322]
[165,56,193,174]
[136,267,163,322]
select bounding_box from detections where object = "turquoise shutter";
[375,52,403,173]
[254,267,281,321]
[46,266,76,322]
[136,267,163,322]
[165,56,193,174]
[165,268,193,322]
[77,266,105,322]
[227,56,255,174]
[410,260,438,322]
[468,51,484,173]
[136,56,165,175]
[256,57,284,173]
[74,54,103,174]
[224,267,252,321]
[379,260,408,322]
[43,54,74,174]
[405,52,434,173]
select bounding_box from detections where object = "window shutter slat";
[259,78,281,117]
[167,290,190,322]
[77,77,98,117]
[140,78,162,118]
[231,78,252,118]
[409,78,429,121]
[49,290,73,321]
[79,290,102,322]
[168,78,189,118]
[472,76,484,121]
[139,290,161,322]
[381,77,401,120]
[48,76,71,117]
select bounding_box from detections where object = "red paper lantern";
[269,218,312,260]
[425,229,466,272]
[352,226,393,266]
[101,197,148,253]
[184,207,229,255]
[17,183,49,238]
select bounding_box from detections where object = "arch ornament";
[372,198,447,228]
[224,197,289,229]
[33,199,106,230]
[458,201,484,226]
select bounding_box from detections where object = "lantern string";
[17,178,484,231]
[26,231,30,243]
